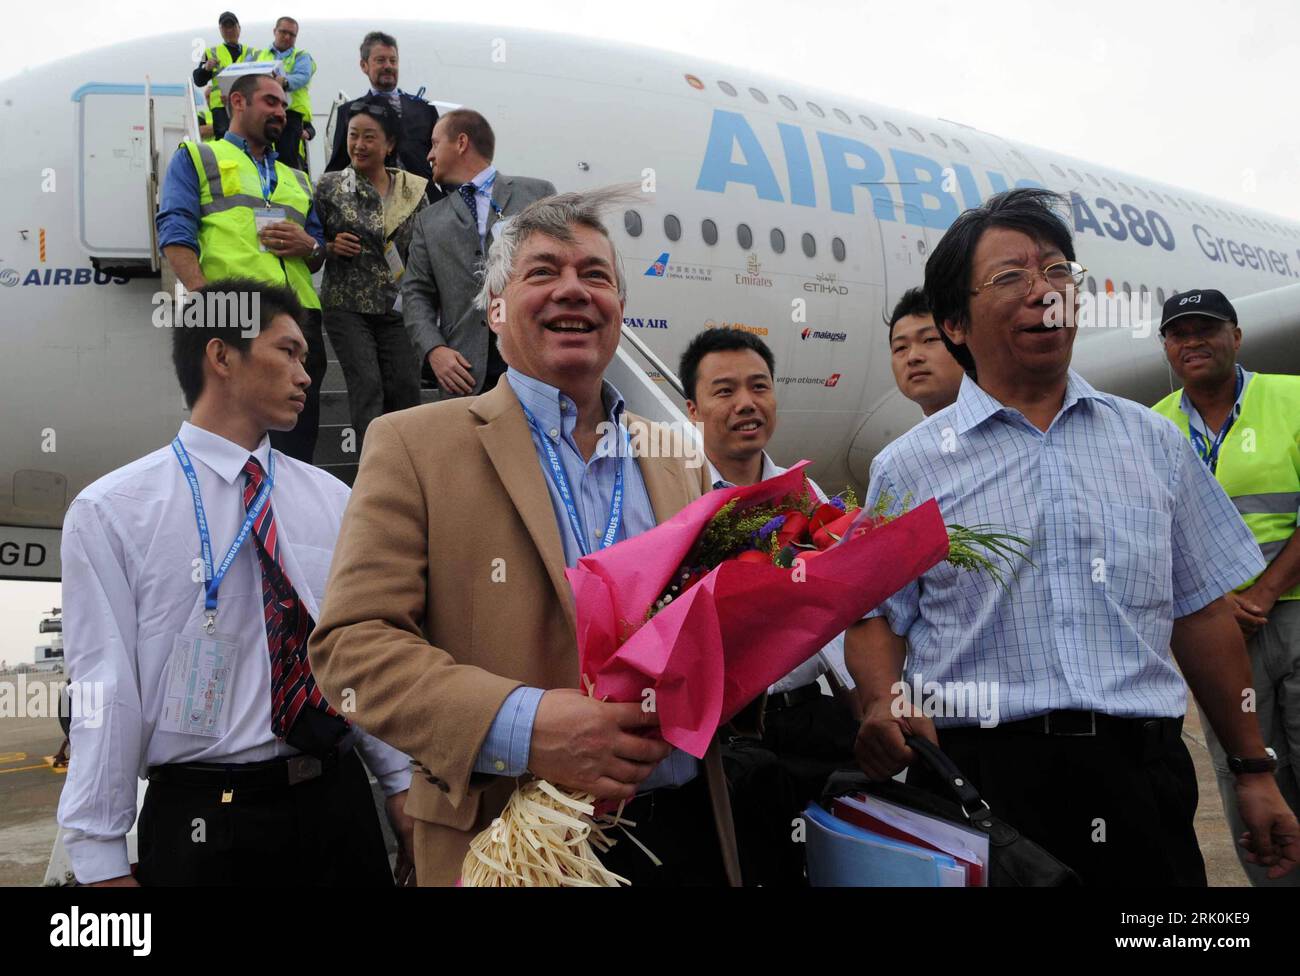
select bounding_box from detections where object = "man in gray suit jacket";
[402,109,557,399]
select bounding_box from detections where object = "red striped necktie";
[242,457,347,744]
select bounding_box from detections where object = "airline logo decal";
[800,328,847,343]
[643,253,712,283]
[0,264,129,288]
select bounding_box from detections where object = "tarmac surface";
[0,672,1252,886]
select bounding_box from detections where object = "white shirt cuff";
[64,832,132,885]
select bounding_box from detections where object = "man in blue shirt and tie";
[847,188,1298,885]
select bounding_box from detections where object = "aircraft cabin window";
[1150,191,1164,205]
[1139,284,1150,300]
[1103,177,1117,192]
[1180,198,1193,211]
[664,214,682,241]
[737,223,753,249]
[1087,173,1101,187]
[885,121,901,136]
[623,210,643,237]
[908,127,924,142]
[1051,164,1065,177]
[859,114,878,130]
[702,219,718,245]
[718,81,738,96]
[931,132,948,148]
[807,101,826,118]
[1118,182,1132,195]
[801,233,816,257]
[1122,282,1132,298]
[1086,275,1097,294]
[749,87,768,104]
[771,228,786,254]
[779,94,798,111]
[1157,287,1167,305]
[1137,186,1149,200]
[1068,168,1082,183]
[953,138,970,153]
[834,108,852,124]
[832,236,846,261]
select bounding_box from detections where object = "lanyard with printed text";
[172,437,275,633]
[520,405,626,558]
[1188,365,1244,474]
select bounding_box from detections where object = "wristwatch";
[1228,747,1278,775]
[310,240,323,261]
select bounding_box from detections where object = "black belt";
[938,710,1184,756]
[765,681,824,713]
[148,752,340,792]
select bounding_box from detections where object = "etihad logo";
[800,328,847,342]
[803,272,849,295]
[644,253,712,282]
[736,252,773,288]
[704,318,769,336]
[623,316,670,329]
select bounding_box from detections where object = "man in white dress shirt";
[57,278,415,886]
[680,327,858,884]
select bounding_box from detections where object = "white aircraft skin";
[3,20,1299,581]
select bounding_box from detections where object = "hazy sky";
[1,0,1296,659]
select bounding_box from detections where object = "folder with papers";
[831,792,989,886]
[803,803,967,887]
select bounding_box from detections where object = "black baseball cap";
[218,11,239,26]
[1159,288,1238,336]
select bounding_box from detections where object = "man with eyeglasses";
[1152,289,1300,886]
[846,188,1298,885]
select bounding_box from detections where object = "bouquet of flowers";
[461,461,1028,886]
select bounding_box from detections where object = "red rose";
[736,549,772,565]
[777,511,809,548]
[808,503,843,536]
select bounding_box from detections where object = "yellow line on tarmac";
[0,763,53,775]
[0,752,29,764]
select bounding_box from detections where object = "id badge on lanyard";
[164,438,275,736]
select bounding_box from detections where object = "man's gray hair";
[474,184,642,312]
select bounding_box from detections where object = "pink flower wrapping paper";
[567,461,950,758]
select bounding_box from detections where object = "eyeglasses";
[349,98,397,119]
[971,261,1087,299]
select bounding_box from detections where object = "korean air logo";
[645,253,669,277]
[0,267,18,287]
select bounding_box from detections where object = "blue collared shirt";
[266,46,314,92]
[866,369,1265,726]
[1178,365,1253,472]
[156,132,325,254]
[466,164,499,243]
[473,369,699,788]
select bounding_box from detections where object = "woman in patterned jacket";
[314,96,429,453]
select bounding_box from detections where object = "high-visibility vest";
[204,43,254,109]
[255,46,315,119]
[183,138,320,310]
[1153,373,1300,600]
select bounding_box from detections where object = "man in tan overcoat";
[309,187,741,886]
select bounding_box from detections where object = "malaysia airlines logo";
[801,328,847,343]
[645,253,669,277]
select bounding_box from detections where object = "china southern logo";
[645,253,669,277]
[800,328,847,342]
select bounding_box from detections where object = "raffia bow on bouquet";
[460,461,1028,886]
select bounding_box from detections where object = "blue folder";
[804,802,961,887]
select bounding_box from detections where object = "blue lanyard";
[172,437,275,633]
[254,155,273,204]
[520,405,626,558]
[1188,366,1244,474]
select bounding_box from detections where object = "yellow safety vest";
[254,46,315,119]
[1153,373,1300,600]
[204,43,254,110]
[183,138,320,310]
